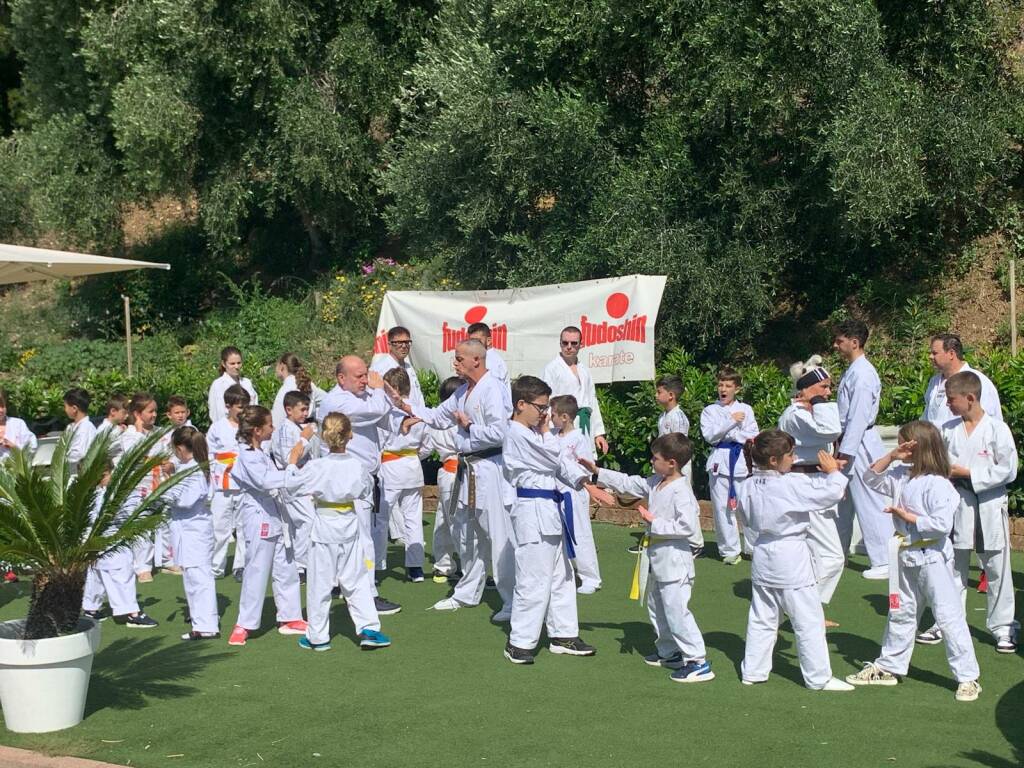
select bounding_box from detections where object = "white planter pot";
[0,617,102,733]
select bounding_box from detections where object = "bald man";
[396,339,516,620]
[319,355,407,616]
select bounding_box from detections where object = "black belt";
[952,477,974,492]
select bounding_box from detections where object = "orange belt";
[214,452,237,490]
[150,466,161,492]
[441,458,458,474]
[381,449,418,462]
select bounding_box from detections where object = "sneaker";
[136,571,154,583]
[722,554,742,566]
[408,567,425,583]
[162,565,184,575]
[916,627,943,645]
[627,543,642,554]
[490,607,512,623]
[125,612,158,629]
[862,565,888,580]
[298,636,332,652]
[670,659,715,683]
[299,570,307,585]
[845,662,898,686]
[741,679,766,686]
[485,576,497,591]
[432,570,450,584]
[504,643,534,665]
[278,620,308,635]
[817,677,855,692]
[83,609,108,622]
[691,546,705,558]
[430,597,461,612]
[228,626,249,646]
[3,570,18,583]
[359,629,392,649]
[643,651,685,669]
[331,586,342,599]
[233,568,244,583]
[576,583,599,595]
[955,680,982,702]
[549,637,596,656]
[374,597,402,616]
[181,631,220,641]
[995,636,1017,654]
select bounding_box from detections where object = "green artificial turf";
[0,521,1021,768]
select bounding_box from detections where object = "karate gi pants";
[170,517,219,634]
[742,583,832,689]
[82,549,139,616]
[132,535,155,575]
[211,492,247,576]
[683,462,706,551]
[876,556,979,682]
[306,525,379,646]
[450,500,515,609]
[432,468,458,574]
[354,492,379,597]
[281,496,312,572]
[648,576,706,661]
[569,490,601,590]
[509,533,578,649]
[837,452,892,568]
[953,523,1017,641]
[374,487,424,570]
[708,475,756,558]
[808,510,845,604]
[235,530,303,631]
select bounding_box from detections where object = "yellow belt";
[898,534,939,550]
[628,533,677,601]
[315,501,355,513]
[381,449,418,462]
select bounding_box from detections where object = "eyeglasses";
[560,340,581,347]
[526,401,550,414]
[391,340,412,347]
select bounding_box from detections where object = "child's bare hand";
[949,464,970,479]
[731,412,745,423]
[817,450,839,473]
[892,440,917,462]
[577,457,598,475]
[400,417,421,435]
[454,411,472,429]
[884,505,917,524]
[300,423,316,441]
[638,504,654,523]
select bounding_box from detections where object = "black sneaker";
[408,567,425,583]
[233,568,244,583]
[125,612,158,629]
[485,576,497,590]
[504,643,534,665]
[374,596,402,616]
[182,607,192,624]
[627,544,641,554]
[549,637,596,656]
[181,631,220,641]
[299,570,307,585]
[331,586,342,599]
[83,609,107,622]
[691,546,705,558]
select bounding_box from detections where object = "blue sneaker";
[298,636,332,652]
[359,629,391,649]
[670,659,715,683]
[643,651,685,669]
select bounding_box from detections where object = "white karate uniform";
[318,385,407,595]
[207,372,258,425]
[422,425,459,575]
[284,453,380,645]
[118,426,167,576]
[65,419,98,473]
[231,446,303,630]
[700,400,758,557]
[597,469,707,663]
[162,462,219,634]
[778,400,846,603]
[862,467,980,682]
[271,375,327,428]
[0,417,37,461]
[542,355,606,448]
[377,421,426,571]
[96,420,126,463]
[657,406,703,549]
[504,421,590,649]
[735,469,848,689]
[82,491,140,616]
[836,355,892,565]
[922,362,1002,427]
[206,418,247,576]
[555,429,601,590]
[370,355,426,407]
[271,419,313,571]
[411,372,515,609]
[486,348,513,413]
[942,415,1019,641]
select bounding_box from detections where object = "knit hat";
[790,355,830,393]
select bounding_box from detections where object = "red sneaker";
[228,625,249,646]
[3,571,17,583]
[978,572,988,594]
[277,620,308,635]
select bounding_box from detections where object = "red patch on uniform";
[605,292,629,319]
[888,594,900,610]
[464,305,487,324]
[260,523,270,539]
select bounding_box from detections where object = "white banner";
[372,275,667,384]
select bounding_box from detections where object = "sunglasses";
[391,339,412,346]
[560,340,581,347]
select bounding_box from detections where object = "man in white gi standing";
[541,326,610,455]
[371,326,425,407]
[922,333,1001,427]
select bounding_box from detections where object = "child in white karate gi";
[846,420,982,702]
[699,367,758,562]
[283,412,391,652]
[120,392,166,582]
[0,390,37,461]
[153,395,195,574]
[550,395,602,594]
[502,376,594,665]
[206,384,250,579]
[63,388,97,473]
[227,405,314,646]
[777,356,846,626]
[583,432,713,682]
[162,426,220,640]
[271,390,314,580]
[928,371,1018,653]
[735,429,853,691]
[654,376,702,555]
[95,394,129,463]
[378,367,427,583]
[422,376,462,583]
[82,460,158,628]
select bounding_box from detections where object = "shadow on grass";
[163,594,234,626]
[577,620,653,657]
[86,636,232,716]
[732,578,752,601]
[830,630,959,693]
[953,680,1024,768]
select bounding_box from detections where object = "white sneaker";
[430,598,461,611]
[817,677,855,692]
[955,680,982,702]
[576,583,599,595]
[916,627,943,645]
[862,566,889,580]
[490,607,512,623]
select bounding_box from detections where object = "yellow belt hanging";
[315,501,355,513]
[629,534,651,601]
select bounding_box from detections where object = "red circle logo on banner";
[606,292,629,319]
[464,305,488,324]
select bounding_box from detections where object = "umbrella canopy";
[0,243,170,285]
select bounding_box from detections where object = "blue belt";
[716,441,746,509]
[515,488,577,558]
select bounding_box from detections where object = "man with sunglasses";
[541,327,610,455]
[371,326,425,407]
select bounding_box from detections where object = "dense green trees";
[0,0,1021,356]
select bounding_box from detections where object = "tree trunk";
[24,569,86,639]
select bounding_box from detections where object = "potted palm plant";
[0,427,195,733]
